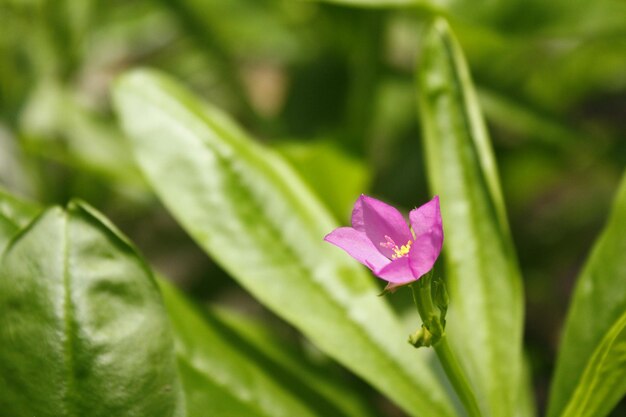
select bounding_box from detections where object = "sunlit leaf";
[114,68,458,417]
[160,278,375,417]
[0,188,372,417]
[416,18,526,417]
[0,201,184,417]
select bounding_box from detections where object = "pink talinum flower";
[324,195,443,289]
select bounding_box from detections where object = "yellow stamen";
[391,240,412,259]
[380,235,412,260]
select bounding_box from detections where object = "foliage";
[1,0,625,416]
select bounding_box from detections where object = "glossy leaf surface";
[548,173,626,417]
[416,19,525,417]
[0,201,184,417]
[114,69,457,417]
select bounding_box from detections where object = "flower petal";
[324,227,390,272]
[373,256,416,284]
[351,195,413,259]
[408,196,444,279]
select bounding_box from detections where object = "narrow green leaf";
[0,188,40,253]
[209,306,377,417]
[0,201,184,417]
[416,19,525,417]
[274,140,371,221]
[548,173,626,417]
[560,312,626,417]
[176,357,265,417]
[114,69,458,417]
[160,278,374,417]
[517,357,538,417]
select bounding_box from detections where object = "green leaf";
[308,0,435,10]
[274,139,371,221]
[416,19,525,417]
[547,173,626,417]
[209,306,377,417]
[0,188,40,253]
[0,188,371,417]
[0,201,184,417]
[159,278,375,417]
[517,357,538,417]
[114,68,458,417]
[19,80,145,190]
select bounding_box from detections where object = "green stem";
[434,335,483,417]
[409,276,482,417]
[410,272,443,341]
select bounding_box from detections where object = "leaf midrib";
[61,212,78,417]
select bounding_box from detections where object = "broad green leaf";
[0,189,372,417]
[159,278,374,417]
[548,173,626,417]
[0,187,40,253]
[416,19,525,417]
[0,201,184,417]
[114,69,457,417]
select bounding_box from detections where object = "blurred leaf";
[0,201,184,417]
[478,88,591,149]
[114,69,458,417]
[19,80,145,190]
[0,187,40,253]
[209,305,376,417]
[274,139,370,220]
[416,19,525,417]
[160,278,374,417]
[158,0,299,119]
[309,0,435,10]
[547,172,626,417]
[0,127,35,194]
[164,0,297,56]
[517,357,537,417]
[40,0,96,78]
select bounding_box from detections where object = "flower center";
[380,235,413,260]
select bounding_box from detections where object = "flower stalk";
[409,273,483,417]
[324,195,481,417]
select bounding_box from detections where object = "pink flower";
[324,195,443,288]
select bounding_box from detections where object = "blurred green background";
[1,0,624,415]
